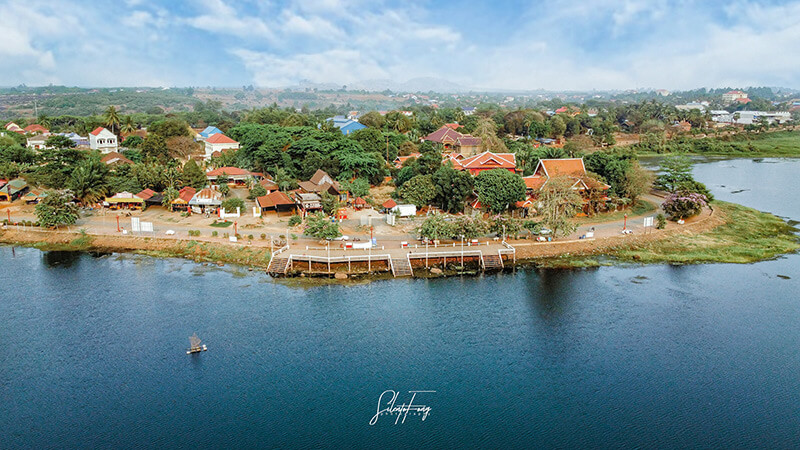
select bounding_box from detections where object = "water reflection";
[42,251,82,268]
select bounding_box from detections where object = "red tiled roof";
[205,133,237,144]
[24,124,49,134]
[354,196,367,205]
[459,152,517,170]
[382,199,397,209]
[176,186,196,203]
[456,136,481,146]
[136,188,156,200]
[260,178,279,189]
[90,127,107,136]
[537,158,585,177]
[523,175,547,190]
[100,151,133,165]
[205,166,252,177]
[444,123,463,130]
[735,98,752,104]
[256,191,294,208]
[423,126,464,144]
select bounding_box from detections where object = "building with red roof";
[523,158,609,194]
[722,90,748,102]
[256,191,296,216]
[23,124,49,135]
[89,127,118,153]
[422,125,483,156]
[456,152,519,176]
[171,187,197,211]
[204,133,239,160]
[100,151,133,166]
[206,166,261,185]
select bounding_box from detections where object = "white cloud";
[183,0,274,40]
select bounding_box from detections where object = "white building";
[89,127,118,153]
[203,133,240,159]
[722,90,748,102]
[711,110,791,125]
[26,134,49,150]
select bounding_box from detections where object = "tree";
[121,115,136,134]
[305,212,341,239]
[162,186,179,207]
[320,191,340,216]
[35,190,79,228]
[103,106,121,135]
[221,197,244,212]
[359,111,385,129]
[537,176,582,237]
[398,174,436,208]
[166,136,201,158]
[619,161,654,202]
[474,117,508,152]
[248,184,267,200]
[654,154,694,192]
[123,135,143,149]
[549,116,566,137]
[140,135,170,162]
[44,135,76,149]
[217,174,230,197]
[340,177,370,198]
[68,159,109,205]
[661,192,707,220]
[432,165,473,213]
[474,169,526,213]
[182,159,207,190]
[418,214,455,240]
[37,114,51,129]
[150,118,191,138]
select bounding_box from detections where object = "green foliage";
[221,197,244,212]
[188,230,201,237]
[320,192,339,216]
[661,192,708,220]
[140,134,170,162]
[304,212,340,239]
[44,135,76,149]
[398,174,436,208]
[288,215,302,227]
[537,176,583,237]
[35,190,79,228]
[150,118,191,138]
[248,184,267,200]
[68,158,110,204]
[417,214,489,240]
[182,159,207,190]
[162,186,179,207]
[583,150,637,196]
[431,165,473,213]
[653,154,713,200]
[489,215,522,238]
[339,177,370,198]
[474,169,526,213]
[123,135,143,148]
[656,213,667,229]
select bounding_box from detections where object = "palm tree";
[103,106,121,135]
[37,114,51,129]
[68,160,109,205]
[121,115,136,134]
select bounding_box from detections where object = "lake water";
[1,159,798,449]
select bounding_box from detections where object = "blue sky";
[2,0,800,90]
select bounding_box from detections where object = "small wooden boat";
[187,333,208,354]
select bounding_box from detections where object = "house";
[444,123,463,130]
[294,192,323,215]
[298,169,344,200]
[189,187,224,213]
[23,124,49,135]
[204,133,239,159]
[198,126,223,140]
[393,153,421,169]
[381,199,397,212]
[422,125,482,156]
[462,107,475,116]
[256,191,296,216]
[26,134,49,150]
[522,158,609,195]
[58,132,89,147]
[722,90,748,102]
[206,166,261,186]
[100,152,134,166]
[22,190,45,204]
[104,192,144,210]
[171,187,197,211]
[456,152,519,176]
[0,178,29,202]
[326,116,367,135]
[353,197,367,210]
[89,127,119,153]
[136,189,164,207]
[4,122,24,134]
[259,178,279,193]
[391,204,417,217]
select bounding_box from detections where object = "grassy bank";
[632,130,800,157]
[615,201,799,264]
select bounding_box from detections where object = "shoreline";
[1,201,797,278]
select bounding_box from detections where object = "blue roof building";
[326,116,366,135]
[200,126,223,139]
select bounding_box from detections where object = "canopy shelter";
[104,192,144,210]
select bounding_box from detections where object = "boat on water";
[187,333,208,354]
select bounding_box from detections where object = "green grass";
[734,131,800,155]
[210,221,234,228]
[615,201,799,264]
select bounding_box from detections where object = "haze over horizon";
[2,0,800,91]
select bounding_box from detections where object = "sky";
[1,0,800,91]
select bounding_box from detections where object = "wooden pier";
[267,241,515,277]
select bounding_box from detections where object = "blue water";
[1,159,798,448]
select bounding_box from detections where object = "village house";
[104,192,144,210]
[189,187,224,214]
[23,124,49,135]
[455,151,520,176]
[326,116,367,135]
[293,192,323,215]
[100,151,134,166]
[203,133,239,159]
[256,191,296,216]
[4,122,24,134]
[523,158,609,197]
[206,166,262,186]
[259,178,279,193]
[0,178,29,202]
[722,90,748,102]
[298,169,345,201]
[22,190,45,204]
[171,187,197,211]
[89,127,118,153]
[422,125,483,156]
[135,189,164,208]
[197,126,223,140]
[58,132,89,147]
[26,134,49,150]
[393,153,421,169]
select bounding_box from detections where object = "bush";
[211,231,218,237]
[288,215,302,227]
[656,214,667,229]
[188,230,201,237]
[221,197,245,212]
[247,234,254,240]
[260,233,266,240]
[661,193,708,220]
